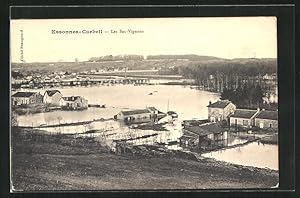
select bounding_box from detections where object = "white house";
[61,96,88,110]
[43,90,63,106]
[207,100,236,122]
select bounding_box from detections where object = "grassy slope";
[11,130,278,191]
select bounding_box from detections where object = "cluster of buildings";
[12,71,91,89]
[207,100,278,130]
[180,99,278,151]
[11,90,88,110]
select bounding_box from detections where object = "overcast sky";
[10,17,277,63]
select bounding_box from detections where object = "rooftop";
[207,100,232,109]
[230,109,258,119]
[147,107,165,115]
[12,92,37,98]
[184,123,226,137]
[121,109,151,116]
[147,107,158,112]
[45,90,61,96]
[256,110,278,120]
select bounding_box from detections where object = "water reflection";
[18,85,220,125]
[202,141,278,170]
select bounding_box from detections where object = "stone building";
[11,91,43,106]
[230,108,260,128]
[207,100,236,122]
[255,110,278,129]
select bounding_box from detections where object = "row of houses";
[11,90,88,110]
[207,100,278,129]
[180,100,278,151]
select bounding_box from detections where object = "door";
[259,122,264,128]
[211,117,215,122]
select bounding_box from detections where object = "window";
[243,120,248,126]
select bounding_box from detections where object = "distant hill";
[146,54,224,61]
[88,54,144,62]
[11,59,192,73]
[11,56,276,74]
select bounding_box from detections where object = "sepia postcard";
[10,17,279,191]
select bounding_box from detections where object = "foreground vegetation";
[11,128,278,191]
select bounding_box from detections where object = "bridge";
[17,78,151,89]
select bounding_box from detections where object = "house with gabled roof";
[43,90,63,106]
[181,122,228,150]
[11,91,43,106]
[114,107,165,124]
[207,100,236,122]
[230,108,260,128]
[255,110,278,129]
[61,96,88,110]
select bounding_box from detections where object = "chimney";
[209,101,212,105]
[257,107,260,112]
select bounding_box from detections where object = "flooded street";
[202,141,278,170]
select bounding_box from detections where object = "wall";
[255,118,278,129]
[12,97,30,105]
[208,103,236,122]
[44,92,63,106]
[223,103,236,119]
[12,93,43,106]
[32,93,43,104]
[230,117,252,128]
[208,108,224,122]
[116,112,151,121]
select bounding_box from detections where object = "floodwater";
[16,85,218,148]
[202,141,278,170]
[17,85,220,126]
[15,85,278,170]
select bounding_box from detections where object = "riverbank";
[11,128,278,191]
[12,104,47,115]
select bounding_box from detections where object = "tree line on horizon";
[159,58,277,108]
[87,54,227,62]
